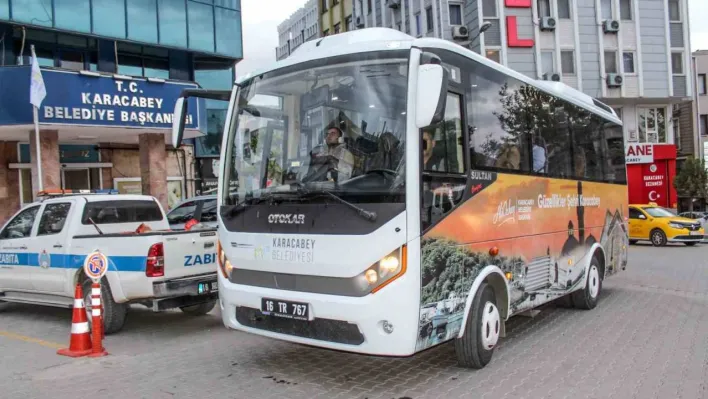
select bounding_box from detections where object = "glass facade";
[0,0,242,58]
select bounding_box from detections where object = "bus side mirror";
[415,64,448,128]
[171,97,188,149]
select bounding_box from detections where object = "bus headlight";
[358,245,407,294]
[217,240,234,279]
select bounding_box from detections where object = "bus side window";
[421,92,467,232]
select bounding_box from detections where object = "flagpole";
[33,105,43,192]
[29,44,46,194]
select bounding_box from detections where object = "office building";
[0,0,243,223]
[277,0,320,60]
[321,0,354,36]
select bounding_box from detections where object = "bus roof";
[237,28,621,126]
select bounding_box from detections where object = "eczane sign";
[625,144,654,164]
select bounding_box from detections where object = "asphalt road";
[2,241,708,399]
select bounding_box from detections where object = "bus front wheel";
[454,282,499,369]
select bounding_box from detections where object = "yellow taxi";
[628,203,705,247]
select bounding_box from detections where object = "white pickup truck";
[0,192,219,334]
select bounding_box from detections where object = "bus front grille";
[236,307,365,346]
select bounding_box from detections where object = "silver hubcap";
[480,301,500,350]
[588,265,600,299]
[652,232,663,245]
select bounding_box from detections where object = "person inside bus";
[532,136,547,173]
[422,129,444,171]
[494,143,521,170]
[321,125,355,181]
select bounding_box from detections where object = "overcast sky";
[236,0,708,77]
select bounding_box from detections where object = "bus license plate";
[261,298,309,321]
[198,281,218,294]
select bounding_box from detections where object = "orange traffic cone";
[57,284,92,357]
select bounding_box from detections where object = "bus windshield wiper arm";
[299,188,377,222]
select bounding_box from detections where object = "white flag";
[29,45,46,108]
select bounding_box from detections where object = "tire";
[454,282,500,369]
[571,256,602,310]
[685,242,697,247]
[82,278,128,335]
[179,299,217,316]
[629,240,638,245]
[650,229,667,247]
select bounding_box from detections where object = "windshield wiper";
[296,188,377,222]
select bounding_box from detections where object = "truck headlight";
[217,240,234,279]
[357,246,407,294]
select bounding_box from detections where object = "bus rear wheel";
[454,282,499,369]
[571,256,602,310]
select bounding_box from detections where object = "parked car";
[629,204,705,246]
[166,195,218,230]
[0,190,219,333]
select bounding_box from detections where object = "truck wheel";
[454,282,500,369]
[650,229,667,247]
[82,278,128,335]
[180,300,216,316]
[571,256,602,310]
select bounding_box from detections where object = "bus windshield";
[221,51,409,213]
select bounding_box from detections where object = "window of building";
[215,6,242,56]
[10,0,53,27]
[449,4,463,25]
[367,0,372,14]
[619,0,632,20]
[623,52,636,73]
[321,0,328,12]
[601,0,612,20]
[537,0,551,18]
[126,0,158,43]
[604,51,618,74]
[415,13,422,36]
[334,23,341,34]
[482,0,497,17]
[116,44,170,79]
[58,50,84,71]
[486,49,500,63]
[672,105,681,151]
[557,0,571,19]
[541,51,554,76]
[92,0,127,38]
[346,16,353,31]
[638,107,667,143]
[0,205,39,239]
[188,0,216,52]
[701,115,708,136]
[561,51,575,75]
[671,52,684,75]
[54,0,91,33]
[37,203,72,236]
[669,0,681,22]
[158,0,187,48]
[699,74,707,95]
[426,7,434,32]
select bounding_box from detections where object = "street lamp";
[458,21,493,49]
[472,21,493,42]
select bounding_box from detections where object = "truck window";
[81,200,163,225]
[0,206,40,239]
[37,203,72,236]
